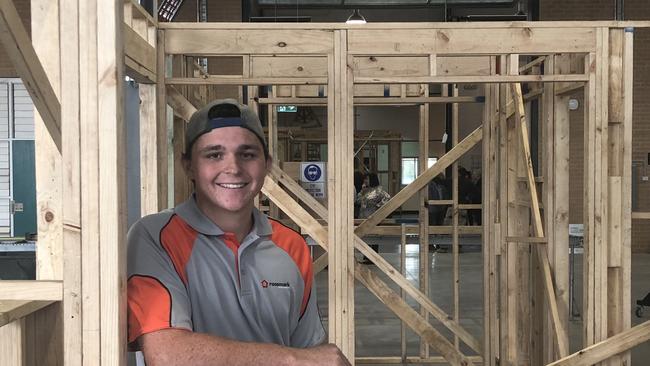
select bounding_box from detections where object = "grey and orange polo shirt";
[127,196,326,350]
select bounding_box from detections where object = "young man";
[127,99,350,366]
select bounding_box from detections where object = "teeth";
[217,183,247,189]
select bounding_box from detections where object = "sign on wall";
[300,162,326,199]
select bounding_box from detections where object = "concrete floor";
[314,236,650,365]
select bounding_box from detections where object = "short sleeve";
[127,216,193,349]
[289,276,326,348]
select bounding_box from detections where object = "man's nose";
[223,154,241,174]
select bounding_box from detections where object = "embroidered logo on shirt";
[260,280,290,288]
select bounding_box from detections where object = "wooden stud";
[59,0,82,362]
[400,224,407,362]
[597,28,611,346]
[451,84,460,350]
[607,32,624,363]
[32,0,63,281]
[156,29,169,211]
[98,0,127,363]
[79,0,101,361]
[545,52,571,363]
[173,118,190,205]
[30,0,64,364]
[327,29,355,360]
[497,56,509,363]
[418,79,430,358]
[0,318,24,365]
[620,28,634,366]
[505,55,520,365]
[139,84,159,216]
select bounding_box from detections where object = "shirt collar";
[175,195,273,238]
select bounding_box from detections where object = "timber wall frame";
[1,0,650,363]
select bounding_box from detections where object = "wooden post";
[58,0,126,364]
[400,224,407,362]
[583,27,610,351]
[156,29,169,210]
[545,53,572,363]
[620,26,634,366]
[604,26,633,366]
[418,80,429,358]
[97,0,127,363]
[266,86,279,218]
[328,29,354,361]
[31,0,64,363]
[60,0,82,361]
[139,84,158,216]
[451,84,460,350]
[482,56,499,366]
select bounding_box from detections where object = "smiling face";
[185,126,270,220]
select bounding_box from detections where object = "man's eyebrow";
[198,145,224,153]
[238,144,261,151]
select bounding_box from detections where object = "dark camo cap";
[185,99,267,156]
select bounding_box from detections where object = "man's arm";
[141,329,350,366]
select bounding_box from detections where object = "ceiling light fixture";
[346,9,367,24]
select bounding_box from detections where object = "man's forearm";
[142,329,297,366]
[141,329,349,366]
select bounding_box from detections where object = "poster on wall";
[300,162,326,199]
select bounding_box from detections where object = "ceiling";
[257,0,513,5]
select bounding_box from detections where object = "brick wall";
[0,0,31,77]
[540,0,650,252]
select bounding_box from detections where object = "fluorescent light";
[346,9,366,24]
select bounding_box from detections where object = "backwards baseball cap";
[184,98,268,157]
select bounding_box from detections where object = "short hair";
[367,173,380,188]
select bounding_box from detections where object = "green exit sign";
[276,105,297,113]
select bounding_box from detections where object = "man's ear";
[265,155,273,173]
[182,157,194,179]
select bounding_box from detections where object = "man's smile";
[216,182,249,189]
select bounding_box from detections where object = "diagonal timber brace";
[166,85,198,121]
[511,82,569,358]
[266,164,483,355]
[0,0,61,152]
[262,177,476,365]
[546,320,650,366]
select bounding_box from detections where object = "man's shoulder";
[128,209,178,240]
[136,209,175,228]
[267,217,307,246]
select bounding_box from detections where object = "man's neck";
[196,201,255,243]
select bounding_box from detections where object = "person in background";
[353,171,365,219]
[356,173,391,264]
[428,175,449,226]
